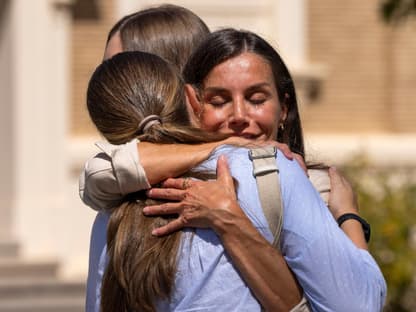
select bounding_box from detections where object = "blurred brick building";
[0,1,415,309]
[72,0,416,165]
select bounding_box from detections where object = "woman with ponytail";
[87,51,230,311]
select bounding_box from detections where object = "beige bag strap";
[249,147,283,248]
[250,147,311,312]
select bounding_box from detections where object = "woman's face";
[192,52,286,141]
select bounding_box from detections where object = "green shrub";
[342,156,416,311]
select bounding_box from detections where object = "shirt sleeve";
[79,139,150,211]
[308,168,331,205]
[279,155,387,312]
[206,147,386,311]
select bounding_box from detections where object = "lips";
[229,133,261,140]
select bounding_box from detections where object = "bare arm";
[144,156,302,310]
[80,138,246,210]
[308,166,368,249]
[327,167,368,250]
[143,159,369,309]
[216,207,303,311]
[139,141,226,185]
[140,139,298,185]
[80,136,297,211]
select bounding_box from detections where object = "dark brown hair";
[106,4,210,72]
[184,28,305,157]
[87,51,223,312]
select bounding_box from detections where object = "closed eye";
[248,92,268,105]
[204,93,230,107]
[210,96,228,106]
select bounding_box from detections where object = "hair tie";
[137,115,162,134]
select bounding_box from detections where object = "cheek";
[257,112,278,134]
[253,102,281,136]
[200,107,228,132]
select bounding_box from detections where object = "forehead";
[203,52,275,88]
[103,31,123,60]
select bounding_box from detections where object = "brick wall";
[71,0,116,136]
[305,0,416,133]
[70,0,416,136]
[391,21,416,132]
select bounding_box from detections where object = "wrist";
[333,207,358,220]
[337,213,371,242]
[192,142,223,164]
[216,215,269,255]
[328,201,359,220]
[213,209,250,238]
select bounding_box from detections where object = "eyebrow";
[201,86,227,93]
[246,83,273,93]
[203,82,272,93]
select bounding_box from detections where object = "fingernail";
[143,207,149,214]
[219,154,227,162]
[151,229,159,236]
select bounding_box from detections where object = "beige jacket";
[79,139,150,211]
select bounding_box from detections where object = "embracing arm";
[139,141,230,185]
[327,167,368,249]
[80,138,234,210]
[140,137,299,184]
[215,208,303,311]
[145,156,303,311]
[145,153,385,311]
[80,138,297,211]
[309,167,368,249]
[281,159,386,311]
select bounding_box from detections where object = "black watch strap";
[337,213,371,243]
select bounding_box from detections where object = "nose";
[229,97,249,132]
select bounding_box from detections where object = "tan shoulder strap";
[249,147,283,249]
[250,147,311,312]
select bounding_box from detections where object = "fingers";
[293,153,307,174]
[182,178,191,189]
[143,202,181,215]
[273,142,294,160]
[152,218,184,236]
[147,187,186,201]
[329,166,348,188]
[216,155,234,186]
[160,177,194,189]
[328,166,342,185]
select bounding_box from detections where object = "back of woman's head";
[108,4,210,72]
[88,52,222,312]
[87,51,206,145]
[184,28,305,157]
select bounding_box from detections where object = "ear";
[185,84,203,126]
[280,93,289,122]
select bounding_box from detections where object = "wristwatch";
[337,213,371,242]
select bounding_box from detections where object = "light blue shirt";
[86,145,386,312]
